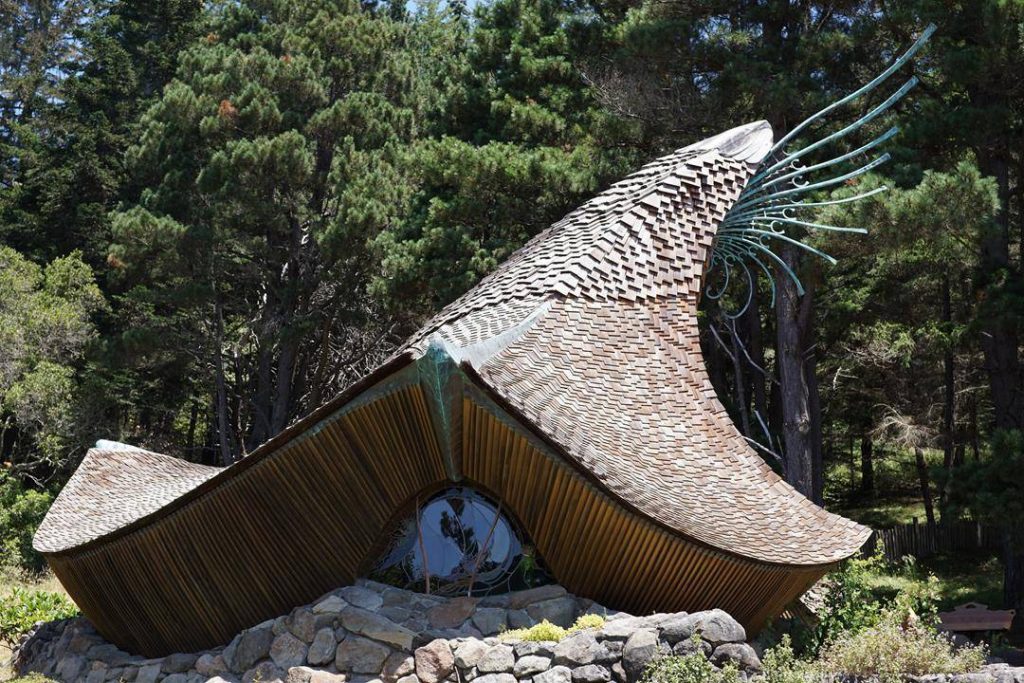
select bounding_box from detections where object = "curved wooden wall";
[46,366,830,657]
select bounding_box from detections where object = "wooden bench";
[937,602,1016,634]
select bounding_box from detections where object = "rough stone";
[290,608,319,643]
[56,655,87,683]
[512,655,551,677]
[395,676,419,683]
[471,674,516,683]
[610,662,626,683]
[314,596,349,615]
[621,630,659,683]
[711,643,761,672]
[672,638,711,658]
[666,611,744,646]
[309,627,338,666]
[340,607,416,651]
[507,586,568,610]
[336,636,391,674]
[275,617,290,636]
[382,651,415,683]
[163,674,189,683]
[572,665,611,683]
[340,586,385,612]
[427,598,478,629]
[527,598,578,628]
[471,608,508,636]
[86,643,136,667]
[243,661,285,683]
[286,666,317,683]
[104,667,126,681]
[135,662,163,683]
[163,652,199,674]
[229,627,274,672]
[506,610,532,630]
[553,632,608,667]
[512,641,556,659]
[86,667,107,683]
[208,677,241,683]
[534,665,573,683]
[272,632,311,669]
[309,672,347,683]
[454,639,490,670]
[196,653,228,676]
[415,639,454,683]
[476,644,515,674]
[598,618,650,642]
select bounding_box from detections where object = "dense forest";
[1,0,1022,610]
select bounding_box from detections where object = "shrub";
[814,611,986,682]
[760,636,813,683]
[640,646,740,683]
[0,474,54,574]
[499,614,606,642]
[0,587,79,647]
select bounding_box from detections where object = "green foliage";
[814,611,986,681]
[0,588,78,647]
[946,430,1024,538]
[640,643,739,683]
[809,551,888,653]
[499,614,607,642]
[759,636,811,683]
[0,474,53,574]
[0,246,106,478]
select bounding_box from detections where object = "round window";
[370,488,551,596]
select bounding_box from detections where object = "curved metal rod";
[768,23,935,157]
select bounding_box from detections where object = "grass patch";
[1,571,74,682]
[861,552,1004,612]
[836,498,929,528]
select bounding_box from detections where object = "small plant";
[814,610,986,682]
[760,635,812,683]
[499,614,607,642]
[0,587,78,647]
[569,613,606,631]
[640,646,739,683]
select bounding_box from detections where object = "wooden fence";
[861,519,1001,562]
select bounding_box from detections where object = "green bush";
[760,636,812,683]
[640,645,740,683]
[0,474,54,573]
[0,587,78,647]
[814,611,986,682]
[500,614,607,642]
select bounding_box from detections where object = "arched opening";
[369,486,554,596]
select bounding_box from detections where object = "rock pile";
[13,581,762,683]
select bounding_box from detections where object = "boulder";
[336,636,391,674]
[512,641,556,659]
[286,666,317,683]
[622,629,659,683]
[427,598,478,629]
[454,639,490,670]
[475,644,515,673]
[57,655,88,683]
[534,665,573,683]
[415,639,455,683]
[243,661,285,683]
[507,610,532,630]
[227,627,274,672]
[382,651,415,683]
[162,674,189,683]
[196,653,228,676]
[711,643,761,672]
[527,598,578,628]
[672,638,711,658]
[271,632,310,669]
[162,652,199,674]
[471,608,508,636]
[340,586,385,612]
[308,628,337,666]
[341,607,417,651]
[472,674,516,683]
[665,611,744,646]
[553,632,609,667]
[289,608,319,643]
[513,655,552,677]
[508,586,568,610]
[314,596,349,615]
[572,665,612,683]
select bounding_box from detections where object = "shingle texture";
[35,120,870,566]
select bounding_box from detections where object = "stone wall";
[13,581,761,683]
[13,580,1023,683]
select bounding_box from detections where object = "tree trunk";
[728,321,752,438]
[914,446,936,530]
[746,285,769,431]
[213,296,235,466]
[860,435,874,495]
[1004,528,1024,619]
[939,275,956,514]
[775,243,815,499]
